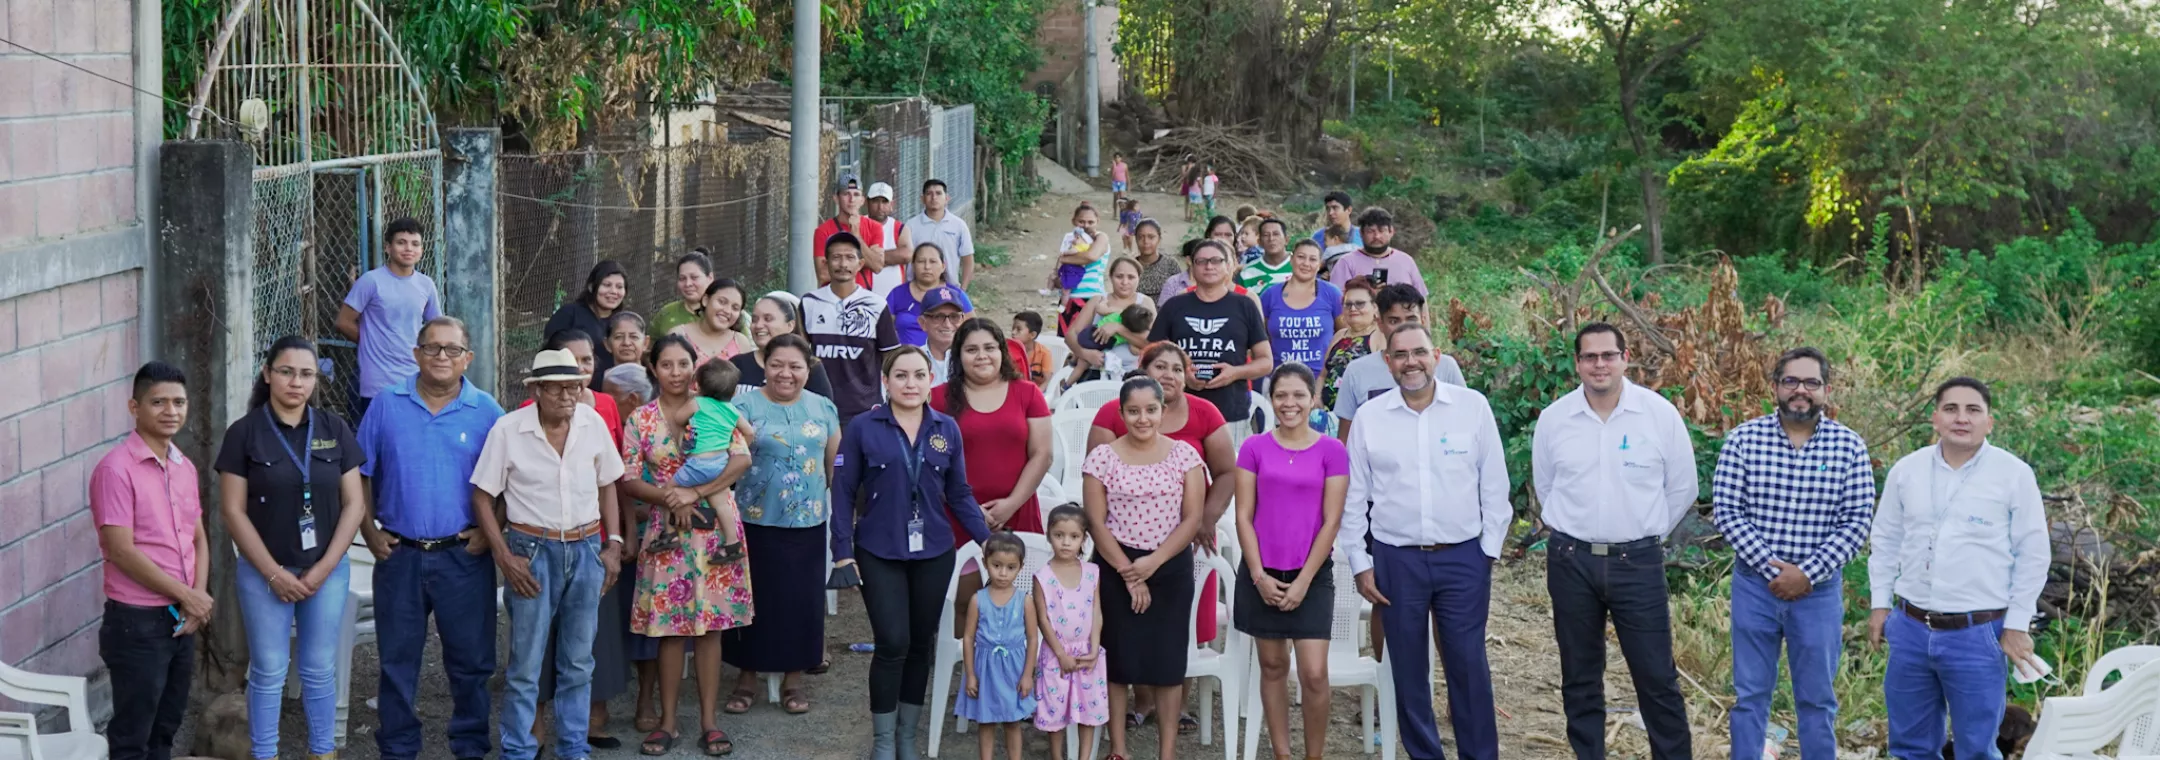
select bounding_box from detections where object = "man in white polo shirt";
[1531,322,1698,760]
[470,348,627,760]
[864,181,912,296]
[905,178,976,290]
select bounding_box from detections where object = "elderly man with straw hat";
[470,348,628,760]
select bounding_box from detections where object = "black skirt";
[721,522,827,673]
[1232,560,1334,641]
[1095,544,1194,687]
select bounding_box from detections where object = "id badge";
[907,517,925,553]
[298,512,318,552]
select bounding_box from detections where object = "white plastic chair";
[1185,551,1244,760]
[936,533,1057,745]
[1055,380,1121,416]
[2027,645,2160,758]
[1247,391,1275,436]
[335,542,377,744]
[1038,333,1071,379]
[1050,408,1098,495]
[0,658,106,760]
[1239,553,1396,760]
[926,542,987,758]
[2053,644,2160,757]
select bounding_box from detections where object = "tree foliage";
[823,0,1052,163]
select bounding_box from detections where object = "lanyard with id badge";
[895,426,927,553]
[264,406,321,553]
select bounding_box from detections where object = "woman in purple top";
[1231,362,1347,760]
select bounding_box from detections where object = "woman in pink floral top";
[1082,376,1206,760]
[616,335,754,755]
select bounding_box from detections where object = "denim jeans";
[675,451,728,488]
[500,532,605,760]
[1547,536,1690,760]
[235,557,351,759]
[1373,539,1498,760]
[1730,566,1843,760]
[100,601,195,760]
[374,543,498,760]
[1885,611,2007,760]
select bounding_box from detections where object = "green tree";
[824,0,1052,163]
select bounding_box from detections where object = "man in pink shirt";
[90,361,213,760]
[1326,207,1428,296]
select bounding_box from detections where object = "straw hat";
[521,348,591,386]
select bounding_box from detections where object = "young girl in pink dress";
[1033,505,1108,759]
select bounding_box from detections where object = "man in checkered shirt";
[1711,347,1876,760]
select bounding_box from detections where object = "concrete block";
[9,119,58,181]
[0,549,21,612]
[39,454,86,521]
[19,525,72,603]
[0,593,49,660]
[60,392,103,456]
[0,350,39,419]
[34,175,83,239]
[0,59,35,119]
[23,623,99,681]
[111,166,135,224]
[99,382,131,441]
[30,60,71,119]
[18,403,65,472]
[54,117,102,175]
[0,471,38,547]
[95,1,130,55]
[43,569,102,650]
[7,0,55,54]
[36,335,84,403]
[53,0,94,54]
[102,113,134,170]
[100,271,136,328]
[57,278,100,337]
[14,288,61,349]
[0,183,32,246]
[0,417,18,483]
[98,323,137,383]
[77,169,127,232]
[0,298,15,354]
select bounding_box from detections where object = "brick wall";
[0,0,150,680]
[1027,2,1119,102]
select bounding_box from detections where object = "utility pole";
[1348,47,1357,118]
[787,0,819,293]
[1083,0,1101,178]
[1387,45,1394,100]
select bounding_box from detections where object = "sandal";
[805,655,831,675]
[701,729,734,756]
[781,688,810,715]
[1177,712,1199,734]
[634,713,662,733]
[711,540,747,565]
[1125,710,1148,729]
[588,734,623,750]
[639,731,676,756]
[722,688,755,715]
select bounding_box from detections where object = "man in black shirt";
[1149,238,1274,434]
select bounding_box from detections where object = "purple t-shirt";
[343,266,443,399]
[1326,248,1428,295]
[1236,432,1350,571]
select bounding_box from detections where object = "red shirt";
[813,215,889,290]
[931,380,1053,538]
[517,393,624,451]
[1090,394,1226,642]
[1004,339,1033,378]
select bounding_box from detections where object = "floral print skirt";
[631,492,754,637]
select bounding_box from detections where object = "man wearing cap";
[470,348,627,760]
[864,181,913,297]
[919,286,970,385]
[802,231,904,424]
[905,178,976,291]
[814,175,888,290]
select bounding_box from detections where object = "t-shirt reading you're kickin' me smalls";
[1149,290,1267,422]
[802,285,901,423]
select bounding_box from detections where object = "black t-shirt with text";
[215,407,366,567]
[1149,290,1266,422]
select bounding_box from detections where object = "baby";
[1068,304,1155,387]
[672,359,755,562]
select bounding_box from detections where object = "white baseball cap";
[866,182,895,201]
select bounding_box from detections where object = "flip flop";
[702,729,734,756]
[781,688,811,715]
[639,731,676,756]
[1177,712,1199,734]
[722,688,755,715]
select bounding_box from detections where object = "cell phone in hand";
[1369,267,1390,285]
[1194,364,1218,381]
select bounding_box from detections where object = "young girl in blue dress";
[956,532,1040,760]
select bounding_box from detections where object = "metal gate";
[186,0,443,419]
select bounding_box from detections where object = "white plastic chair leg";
[926,665,953,758]
[1361,684,1376,754]
[766,672,782,704]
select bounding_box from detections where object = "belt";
[1396,538,1477,552]
[508,521,603,542]
[386,529,471,552]
[1550,532,1661,557]
[1898,599,2006,630]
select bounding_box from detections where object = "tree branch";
[1627,28,1707,97]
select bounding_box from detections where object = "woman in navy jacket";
[832,345,992,759]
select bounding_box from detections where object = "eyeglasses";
[1386,347,1433,361]
[536,383,584,397]
[1193,257,1228,267]
[1343,300,1373,310]
[1778,377,1826,391]
[270,367,318,381]
[1577,351,1624,365]
[420,344,470,358]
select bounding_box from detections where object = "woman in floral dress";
[618,334,754,755]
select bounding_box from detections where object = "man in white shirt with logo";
[1531,322,1697,760]
[864,181,912,296]
[1340,322,1509,760]
[1866,376,2048,760]
[905,178,976,291]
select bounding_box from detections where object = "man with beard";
[1326,207,1426,299]
[1712,347,1876,760]
[1340,323,1509,760]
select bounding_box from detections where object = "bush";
[1734,254,1838,308]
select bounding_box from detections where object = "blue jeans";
[1730,566,1843,760]
[374,543,498,760]
[1373,540,1498,760]
[1885,610,2006,760]
[675,451,728,488]
[235,557,351,759]
[501,532,605,760]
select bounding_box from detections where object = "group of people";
[82,175,2051,760]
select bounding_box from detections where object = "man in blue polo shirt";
[356,316,505,760]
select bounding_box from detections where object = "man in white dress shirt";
[1866,377,2048,760]
[1531,322,1697,760]
[469,348,627,760]
[1341,323,1509,760]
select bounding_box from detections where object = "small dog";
[1940,703,2036,759]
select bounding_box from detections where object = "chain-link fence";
[496,136,827,402]
[932,105,977,217]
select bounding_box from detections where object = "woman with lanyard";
[1085,342,1237,736]
[888,242,971,346]
[545,259,629,389]
[1130,219,1181,302]
[1084,375,1208,760]
[618,335,755,756]
[721,333,842,715]
[1064,257,1156,384]
[1233,363,1348,760]
[217,336,368,760]
[1319,276,1378,414]
[732,292,836,399]
[831,346,991,759]
[651,249,715,336]
[1260,239,1345,431]
[671,277,756,366]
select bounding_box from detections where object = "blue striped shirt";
[1710,414,1876,583]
